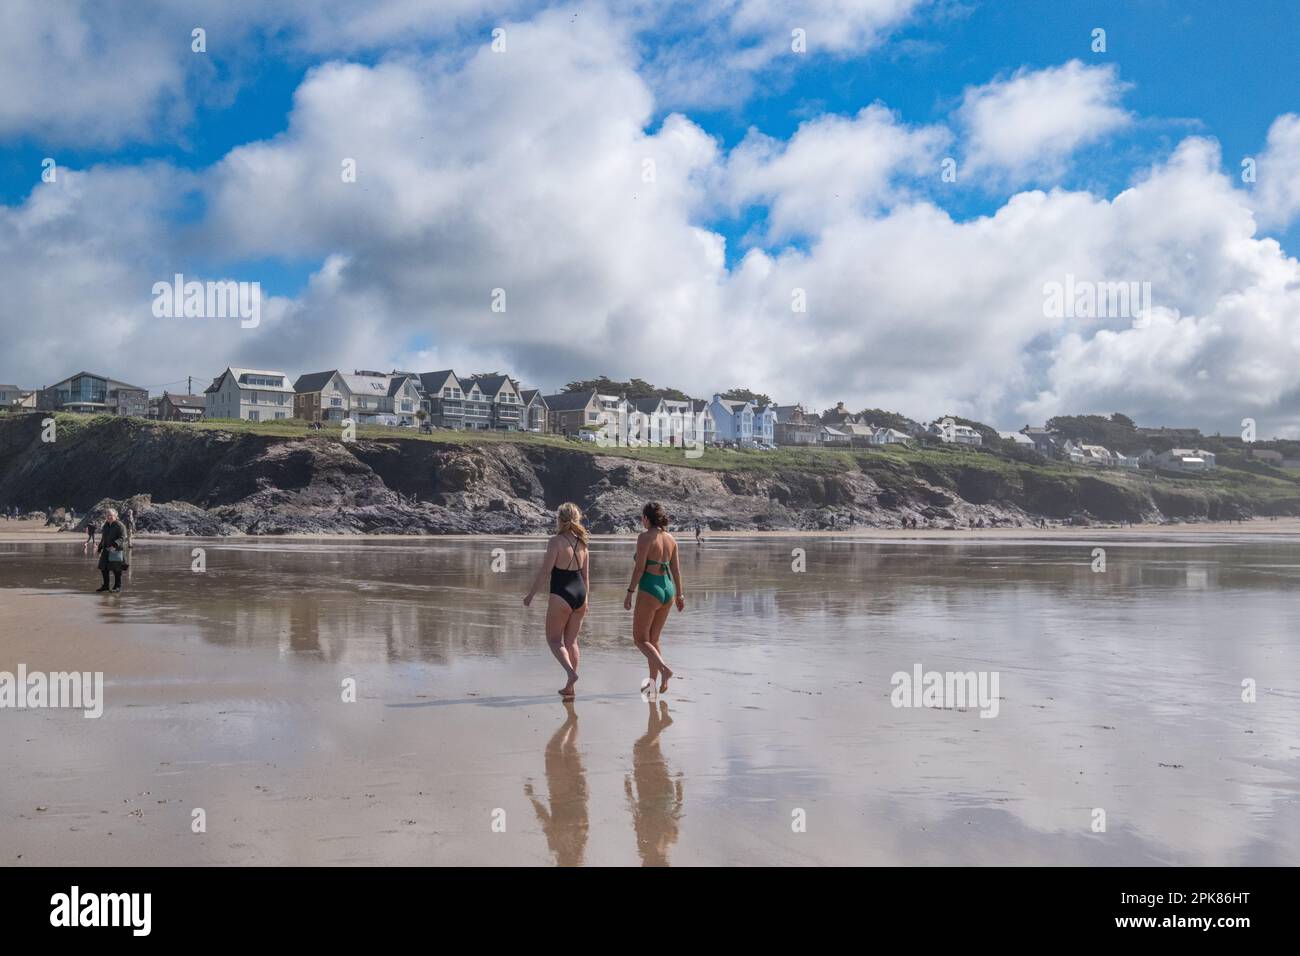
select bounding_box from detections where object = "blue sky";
[3,0,1296,288]
[1,0,1298,432]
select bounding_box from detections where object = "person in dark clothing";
[96,508,129,592]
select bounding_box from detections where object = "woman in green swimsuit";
[623,502,686,694]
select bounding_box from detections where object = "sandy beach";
[3,528,1299,865]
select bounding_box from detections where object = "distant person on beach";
[95,508,129,592]
[694,521,701,544]
[83,515,97,554]
[624,501,685,695]
[523,502,589,698]
[125,507,136,542]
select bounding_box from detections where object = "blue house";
[710,394,776,446]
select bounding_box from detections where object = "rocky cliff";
[0,415,1294,534]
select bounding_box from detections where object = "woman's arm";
[580,546,590,606]
[523,537,557,606]
[669,537,685,610]
[625,534,649,593]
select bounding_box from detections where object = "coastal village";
[4,367,1296,477]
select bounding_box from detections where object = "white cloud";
[3,7,1300,439]
[1251,113,1300,230]
[723,104,949,239]
[957,60,1132,186]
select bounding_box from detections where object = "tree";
[856,408,915,432]
[721,387,773,408]
[563,376,690,401]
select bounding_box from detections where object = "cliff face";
[0,415,1291,534]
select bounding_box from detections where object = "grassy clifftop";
[2,412,1298,530]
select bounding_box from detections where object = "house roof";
[293,370,340,393]
[338,373,391,396]
[48,371,149,392]
[467,374,515,397]
[223,367,293,392]
[162,392,206,407]
[821,425,848,436]
[387,374,418,397]
[417,370,460,394]
[632,397,665,414]
[999,431,1035,445]
[543,390,598,411]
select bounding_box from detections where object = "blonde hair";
[556,502,588,547]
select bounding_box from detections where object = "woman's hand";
[675,595,686,612]
[523,593,534,608]
[623,592,633,611]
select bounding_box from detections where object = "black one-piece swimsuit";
[549,534,587,610]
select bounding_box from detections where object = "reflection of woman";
[524,700,589,867]
[623,502,685,695]
[524,502,589,698]
[624,700,683,867]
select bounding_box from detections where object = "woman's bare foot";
[559,675,578,697]
[658,667,673,694]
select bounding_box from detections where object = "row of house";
[1016,425,1218,472]
[0,372,1241,474]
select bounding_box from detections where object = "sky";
[1,0,1298,435]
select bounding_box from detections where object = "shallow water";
[2,532,1299,865]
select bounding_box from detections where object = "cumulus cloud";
[0,0,532,146]
[3,4,1300,438]
[1251,113,1300,230]
[722,103,949,239]
[957,60,1132,186]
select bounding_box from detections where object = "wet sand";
[2,532,1299,865]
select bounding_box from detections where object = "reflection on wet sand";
[525,701,589,866]
[625,700,684,867]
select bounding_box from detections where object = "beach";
[3,528,1299,865]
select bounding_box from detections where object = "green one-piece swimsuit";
[638,558,676,604]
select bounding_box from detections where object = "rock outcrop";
[0,414,1293,535]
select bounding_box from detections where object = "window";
[331,396,342,407]
[248,410,260,422]
[275,412,286,420]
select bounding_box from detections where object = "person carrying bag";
[96,507,130,592]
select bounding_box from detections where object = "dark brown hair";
[642,501,669,529]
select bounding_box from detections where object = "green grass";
[26,413,1300,505]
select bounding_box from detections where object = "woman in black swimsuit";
[524,502,590,698]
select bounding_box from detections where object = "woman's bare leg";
[633,592,670,683]
[546,596,579,696]
[648,600,674,692]
[562,605,586,682]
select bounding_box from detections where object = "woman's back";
[553,532,585,571]
[642,529,674,568]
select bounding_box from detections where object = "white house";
[819,424,850,446]
[1155,448,1217,472]
[928,420,983,446]
[998,430,1036,450]
[204,367,294,421]
[872,427,913,446]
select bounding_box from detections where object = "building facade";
[37,372,148,417]
[204,367,294,421]
[158,392,206,422]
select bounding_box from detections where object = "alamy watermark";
[0,665,103,718]
[152,274,261,328]
[1043,274,1152,326]
[891,663,1000,718]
